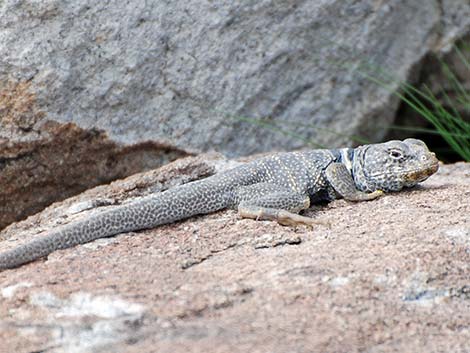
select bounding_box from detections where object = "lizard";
[0,138,438,270]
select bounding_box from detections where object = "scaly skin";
[0,139,438,270]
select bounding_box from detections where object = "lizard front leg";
[325,163,383,201]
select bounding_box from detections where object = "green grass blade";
[454,44,470,73]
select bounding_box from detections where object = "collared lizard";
[0,138,439,270]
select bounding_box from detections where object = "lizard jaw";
[403,156,439,183]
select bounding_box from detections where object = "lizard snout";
[404,153,439,182]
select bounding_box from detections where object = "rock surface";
[1,0,470,228]
[0,82,188,230]
[0,155,469,353]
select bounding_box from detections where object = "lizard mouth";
[404,160,439,182]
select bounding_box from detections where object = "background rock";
[0,156,469,353]
[0,80,188,229]
[1,1,469,223]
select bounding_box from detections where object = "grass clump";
[357,42,470,161]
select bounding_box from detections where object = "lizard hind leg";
[234,184,325,227]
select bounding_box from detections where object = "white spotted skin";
[0,139,438,270]
[0,150,335,270]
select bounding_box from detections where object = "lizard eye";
[389,149,404,159]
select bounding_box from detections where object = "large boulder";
[1,0,469,228]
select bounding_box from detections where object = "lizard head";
[352,139,439,192]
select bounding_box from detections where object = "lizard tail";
[0,178,233,270]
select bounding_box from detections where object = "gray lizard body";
[0,139,438,270]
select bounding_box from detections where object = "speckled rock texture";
[1,0,470,228]
[0,155,469,353]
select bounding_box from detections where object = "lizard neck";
[338,148,354,174]
[351,145,377,192]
